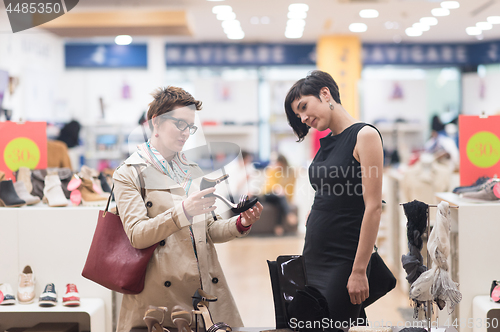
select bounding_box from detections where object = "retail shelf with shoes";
[0,205,112,332]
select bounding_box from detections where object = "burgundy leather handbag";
[82,165,159,294]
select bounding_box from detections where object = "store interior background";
[1,0,500,330]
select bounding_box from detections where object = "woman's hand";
[346,270,369,305]
[183,188,217,217]
[240,202,263,227]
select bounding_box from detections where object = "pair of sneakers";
[39,283,80,307]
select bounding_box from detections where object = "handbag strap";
[104,164,146,215]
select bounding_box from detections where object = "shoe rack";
[0,206,113,332]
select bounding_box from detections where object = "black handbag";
[267,255,330,331]
[364,246,397,307]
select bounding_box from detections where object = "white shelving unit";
[0,298,105,332]
[0,205,113,332]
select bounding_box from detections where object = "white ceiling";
[73,0,500,43]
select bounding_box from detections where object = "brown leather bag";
[82,165,159,294]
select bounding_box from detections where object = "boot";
[14,181,40,205]
[0,170,5,182]
[79,178,109,206]
[43,174,69,207]
[79,165,103,194]
[0,180,26,207]
[16,167,33,194]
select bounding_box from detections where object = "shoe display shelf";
[0,298,104,332]
[434,193,500,332]
[0,206,114,332]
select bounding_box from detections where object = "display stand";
[400,202,459,332]
[0,298,104,332]
[0,205,113,332]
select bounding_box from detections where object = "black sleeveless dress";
[303,122,381,326]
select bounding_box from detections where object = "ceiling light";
[260,16,270,24]
[287,19,306,27]
[115,35,132,45]
[431,8,450,16]
[288,11,307,19]
[227,31,245,39]
[440,1,460,9]
[405,27,423,37]
[413,23,430,31]
[466,27,482,35]
[221,20,240,30]
[349,23,367,33]
[288,3,309,12]
[420,17,438,26]
[385,21,394,29]
[285,30,303,38]
[216,12,236,20]
[250,16,259,24]
[487,16,500,24]
[212,5,232,14]
[477,22,493,30]
[359,9,379,18]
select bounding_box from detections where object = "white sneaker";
[18,265,35,304]
[0,283,16,305]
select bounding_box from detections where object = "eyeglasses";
[162,115,198,135]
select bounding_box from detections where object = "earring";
[329,102,334,110]
[155,133,159,138]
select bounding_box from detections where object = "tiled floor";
[215,234,411,329]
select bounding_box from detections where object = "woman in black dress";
[284,70,383,327]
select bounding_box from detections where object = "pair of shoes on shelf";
[14,181,40,205]
[0,179,26,207]
[143,306,193,332]
[0,283,16,305]
[39,283,80,307]
[461,178,500,201]
[18,265,35,304]
[67,173,109,207]
[42,173,69,207]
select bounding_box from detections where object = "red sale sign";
[459,115,500,186]
[0,121,47,181]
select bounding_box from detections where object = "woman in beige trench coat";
[113,86,263,332]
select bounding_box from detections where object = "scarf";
[136,141,193,195]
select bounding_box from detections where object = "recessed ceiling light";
[285,30,303,38]
[405,27,422,37]
[261,16,270,24]
[477,22,493,30]
[466,27,482,35]
[250,16,259,24]
[288,11,307,19]
[115,35,132,45]
[287,19,306,28]
[413,23,430,31]
[420,17,438,26]
[441,1,460,9]
[288,3,309,12]
[359,9,379,18]
[222,20,241,30]
[216,12,236,20]
[431,8,450,16]
[349,23,367,33]
[487,16,500,24]
[385,21,394,29]
[227,31,245,39]
[212,5,232,14]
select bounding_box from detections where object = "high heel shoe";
[200,174,230,197]
[143,306,171,332]
[192,289,232,332]
[171,306,193,332]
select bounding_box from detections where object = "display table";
[473,296,500,332]
[0,298,104,331]
[435,193,500,332]
[0,204,113,332]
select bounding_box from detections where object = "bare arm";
[347,125,384,305]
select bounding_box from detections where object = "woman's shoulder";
[113,152,146,181]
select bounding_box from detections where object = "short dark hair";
[284,70,341,141]
[147,86,202,130]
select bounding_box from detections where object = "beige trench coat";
[113,152,248,332]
